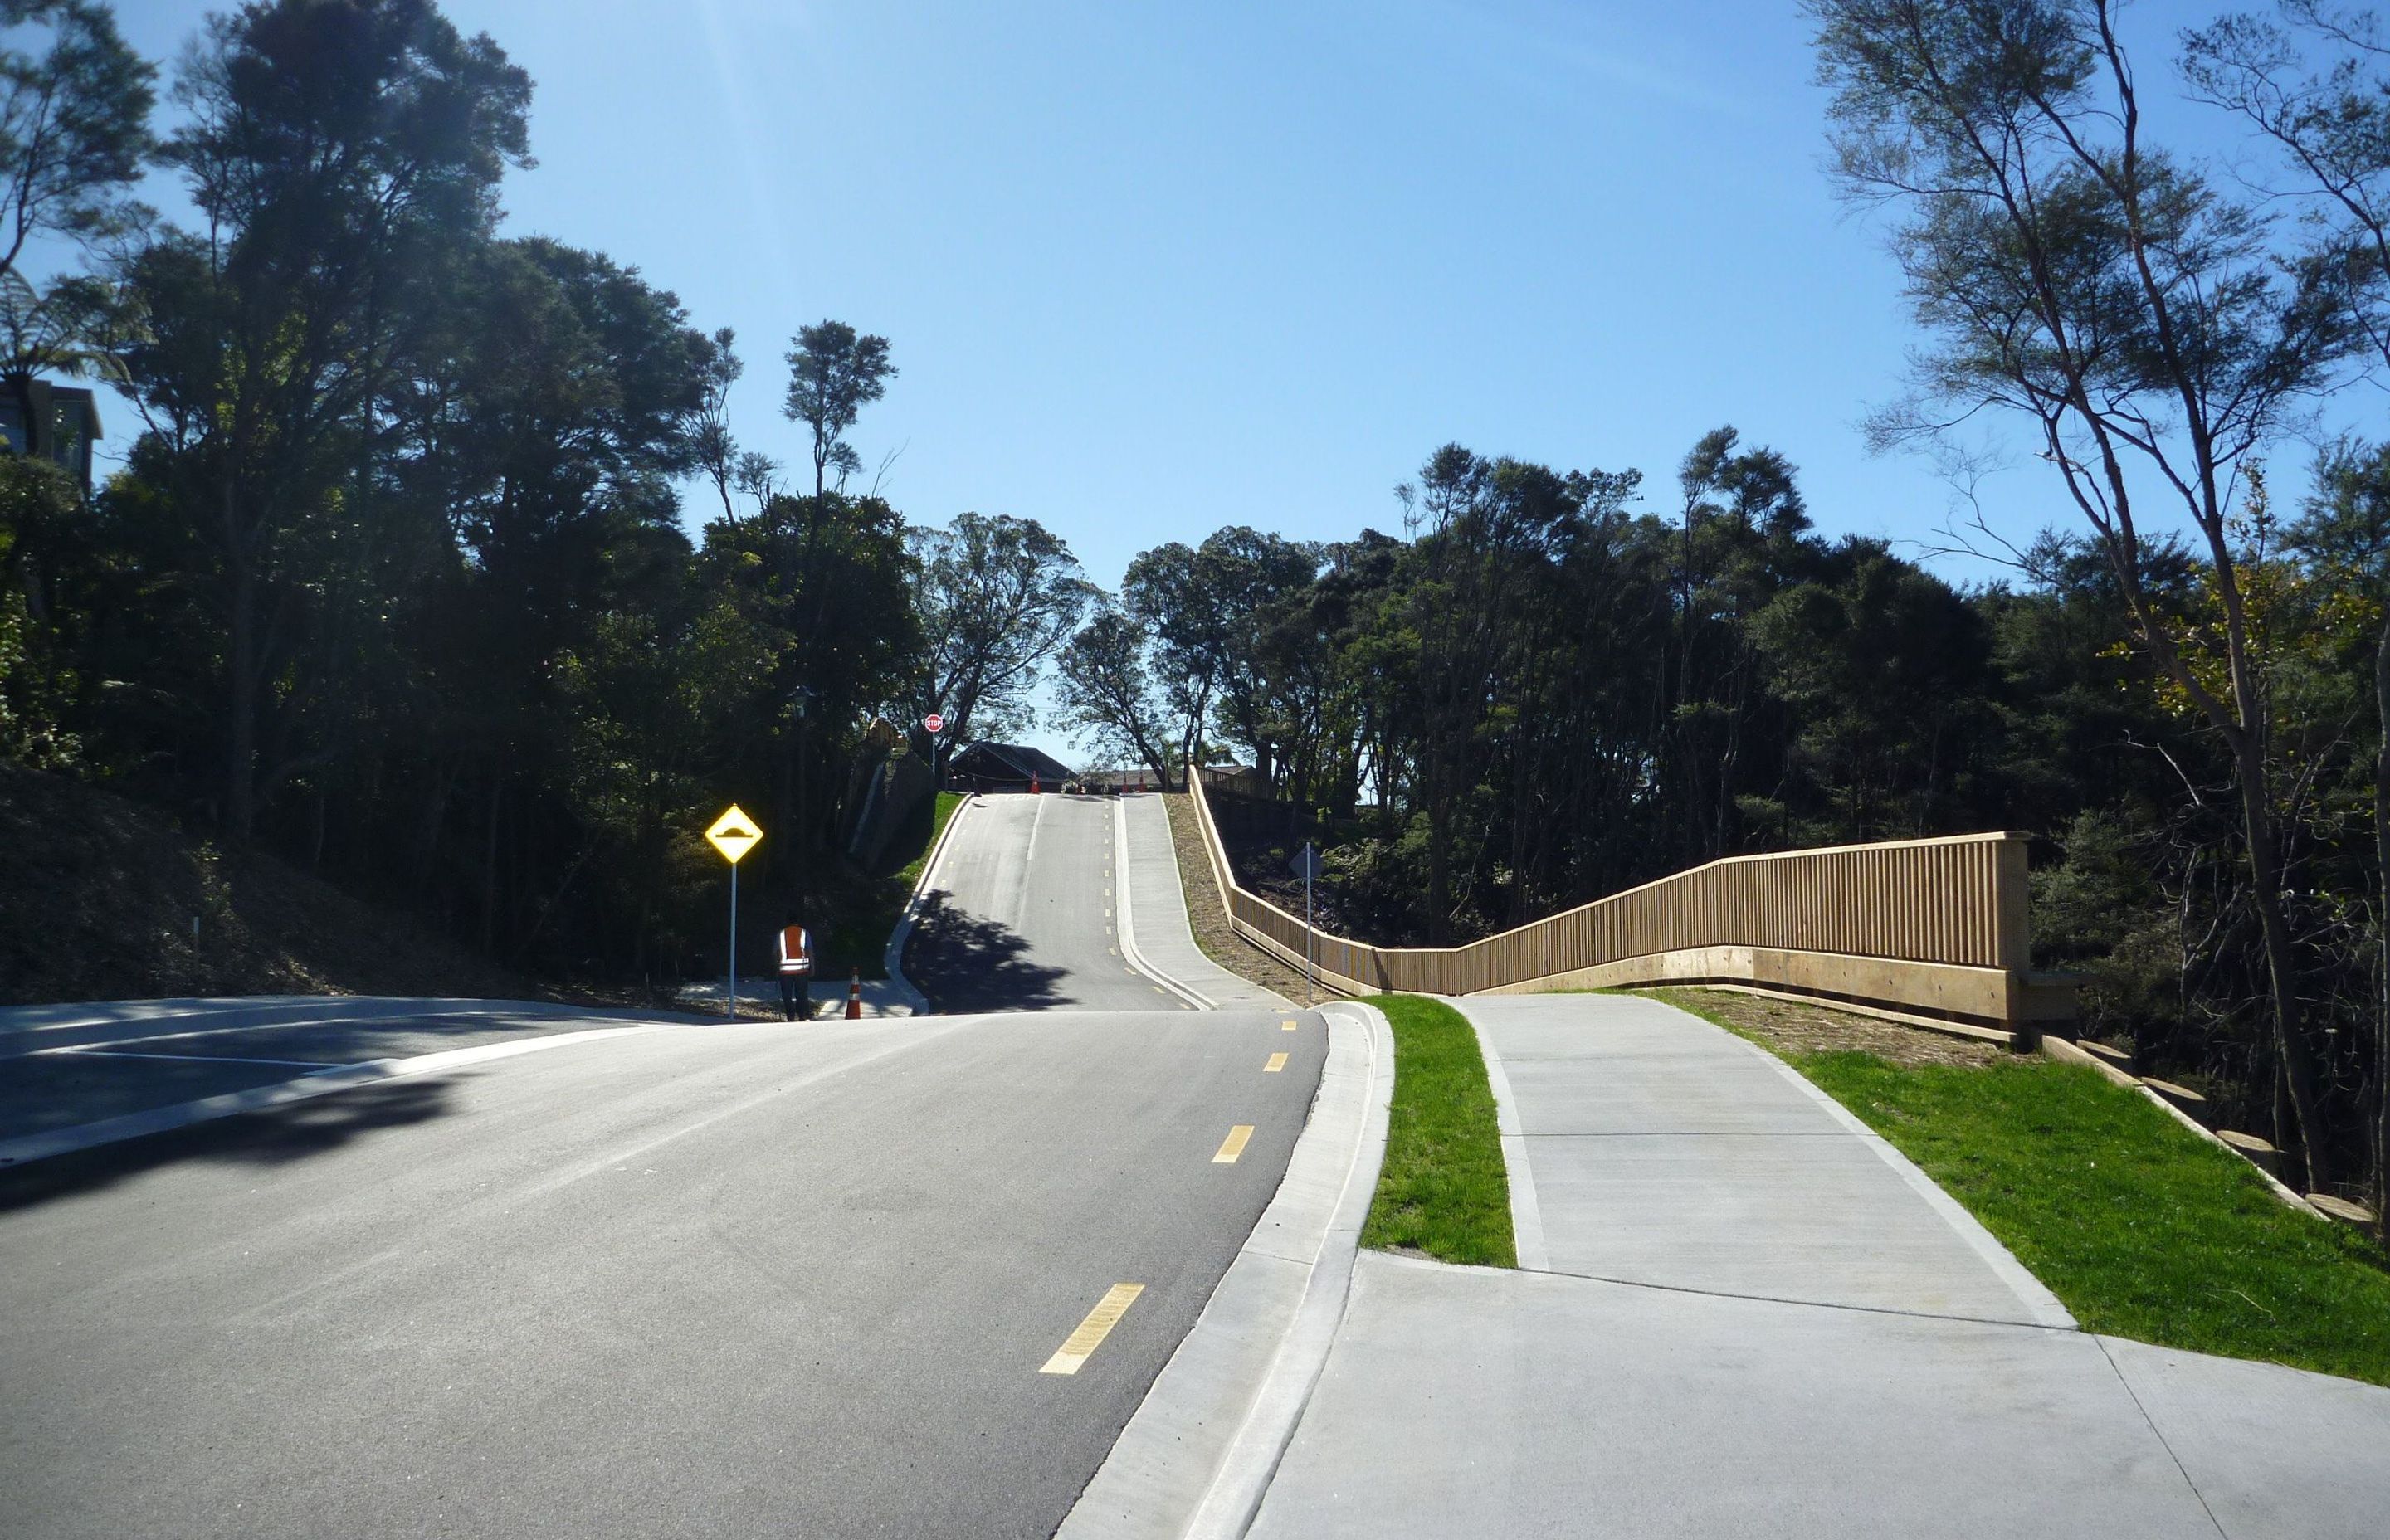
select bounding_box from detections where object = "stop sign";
[924,714,945,735]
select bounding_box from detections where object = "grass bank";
[1361,994,1514,1268]
[898,792,963,889]
[1653,987,2390,1387]
[816,791,963,977]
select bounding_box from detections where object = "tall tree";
[2295,440,2390,1230]
[783,318,894,496]
[2186,0,2390,1230]
[1807,0,2356,1185]
[0,0,154,280]
[1121,527,1319,787]
[691,324,744,524]
[119,0,531,836]
[910,511,1095,743]
[1056,603,1173,786]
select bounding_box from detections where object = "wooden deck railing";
[1185,768,2070,1032]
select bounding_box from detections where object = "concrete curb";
[881,792,978,1015]
[1115,797,1216,1011]
[1056,1000,1393,1540]
[1452,1000,1551,1272]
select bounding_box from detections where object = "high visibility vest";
[778,925,812,974]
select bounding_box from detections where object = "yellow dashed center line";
[1040,1283,1144,1375]
[1281,1019,1299,1031]
[1213,1124,1255,1163]
[1264,1052,1288,1073]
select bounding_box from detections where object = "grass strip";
[1653,988,2390,1387]
[821,792,963,977]
[1360,994,1515,1268]
[896,792,963,889]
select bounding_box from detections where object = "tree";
[1807,0,2357,1186]
[692,325,744,524]
[0,0,154,280]
[0,451,80,766]
[1122,527,1320,787]
[1123,541,1223,780]
[783,319,894,496]
[910,511,1095,743]
[710,488,921,897]
[2295,439,2390,1229]
[2185,0,2390,1229]
[119,0,531,836]
[1056,604,1173,786]
[1668,426,1812,860]
[0,1,152,473]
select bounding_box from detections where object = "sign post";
[924,714,945,790]
[1289,841,1324,1006]
[705,805,763,1019]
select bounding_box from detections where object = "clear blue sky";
[100,1,2284,751]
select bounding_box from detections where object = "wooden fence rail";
[1185,768,2073,1033]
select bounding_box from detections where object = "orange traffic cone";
[846,971,863,1020]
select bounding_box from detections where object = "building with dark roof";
[0,381,100,494]
[946,742,1075,792]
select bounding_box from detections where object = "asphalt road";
[0,1006,1325,1538]
[908,794,1188,1015]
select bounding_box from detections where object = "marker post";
[705,805,764,1020]
[1289,841,1324,1006]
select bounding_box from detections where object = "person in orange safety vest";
[776,909,814,1021]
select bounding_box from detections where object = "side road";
[1247,992,2390,1540]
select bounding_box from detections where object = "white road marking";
[0,1025,690,1168]
[46,1048,345,1070]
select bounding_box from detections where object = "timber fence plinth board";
[1186,769,2076,1028]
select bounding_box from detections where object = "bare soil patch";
[1158,792,1321,1003]
[1,765,544,1006]
[1646,986,2002,1069]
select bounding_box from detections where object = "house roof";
[950,742,1076,783]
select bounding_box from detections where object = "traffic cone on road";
[846,971,863,1020]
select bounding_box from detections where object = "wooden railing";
[1185,768,2070,1031]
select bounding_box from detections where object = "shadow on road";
[904,899,1069,1014]
[0,1075,455,1213]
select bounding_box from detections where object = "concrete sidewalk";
[1247,992,2390,1539]
[1117,794,1290,1011]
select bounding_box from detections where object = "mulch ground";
[1158,792,1324,1004]
[1647,986,2003,1068]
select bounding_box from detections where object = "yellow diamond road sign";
[705,804,763,865]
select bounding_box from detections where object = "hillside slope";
[0,766,543,1006]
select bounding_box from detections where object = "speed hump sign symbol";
[705,804,763,865]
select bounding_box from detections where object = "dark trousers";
[778,971,811,1021]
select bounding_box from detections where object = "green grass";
[1360,994,1515,1268]
[896,792,964,890]
[816,792,964,978]
[1653,989,2390,1386]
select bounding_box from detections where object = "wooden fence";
[1185,768,2072,1032]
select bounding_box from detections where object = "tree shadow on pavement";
[903,899,1069,1014]
[0,1076,455,1213]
